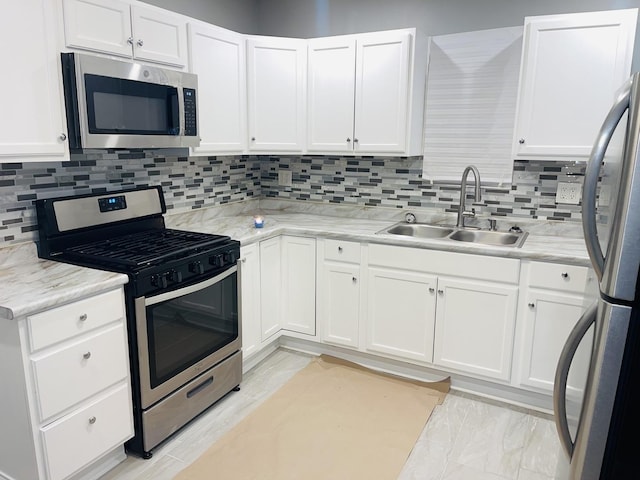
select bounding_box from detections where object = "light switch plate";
[278,170,292,187]
[556,182,582,205]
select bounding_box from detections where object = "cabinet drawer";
[41,383,133,480]
[528,262,590,294]
[32,324,129,421]
[324,239,361,263]
[369,244,520,284]
[28,289,125,352]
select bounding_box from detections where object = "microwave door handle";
[582,78,632,281]
[553,302,598,459]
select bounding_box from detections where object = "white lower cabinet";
[515,261,594,398]
[281,236,316,335]
[367,266,437,362]
[0,287,133,480]
[259,236,282,341]
[433,277,519,381]
[240,243,261,359]
[318,240,363,349]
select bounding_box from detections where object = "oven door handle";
[145,265,237,307]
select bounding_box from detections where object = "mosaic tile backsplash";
[0,152,584,246]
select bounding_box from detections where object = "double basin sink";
[378,222,528,248]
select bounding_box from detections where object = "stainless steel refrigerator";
[554,72,640,479]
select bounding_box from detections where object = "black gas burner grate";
[65,229,229,267]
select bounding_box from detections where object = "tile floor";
[100,349,563,480]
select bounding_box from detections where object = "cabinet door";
[354,31,411,153]
[131,4,188,67]
[513,9,636,160]
[0,0,68,161]
[281,236,316,335]
[247,37,307,151]
[189,23,246,154]
[240,244,261,359]
[62,0,133,58]
[519,290,592,397]
[259,237,282,340]
[366,266,437,363]
[434,278,518,381]
[307,37,356,152]
[320,261,360,349]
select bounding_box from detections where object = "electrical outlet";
[555,182,582,205]
[278,170,292,187]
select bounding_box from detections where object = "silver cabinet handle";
[352,277,357,283]
[582,76,632,281]
[428,287,435,293]
[561,272,569,279]
[346,138,351,143]
[353,138,359,143]
[337,246,343,253]
[437,289,444,295]
[251,137,256,141]
[241,258,246,263]
[518,138,525,144]
[59,133,67,141]
[137,39,144,47]
[88,416,96,425]
[79,313,88,321]
[554,303,597,458]
[83,352,91,360]
[127,37,133,45]
[528,302,535,308]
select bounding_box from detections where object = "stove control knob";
[224,250,238,264]
[168,270,183,283]
[151,273,168,289]
[189,261,205,275]
[209,254,224,267]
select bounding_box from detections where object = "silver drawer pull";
[352,277,357,283]
[79,313,88,321]
[429,287,435,293]
[528,302,535,308]
[437,289,444,295]
[83,352,91,360]
[338,246,343,253]
[561,272,569,279]
[88,416,96,425]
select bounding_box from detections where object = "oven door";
[135,265,240,409]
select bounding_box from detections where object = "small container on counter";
[253,215,264,228]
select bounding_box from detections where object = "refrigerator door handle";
[553,302,598,459]
[582,78,632,281]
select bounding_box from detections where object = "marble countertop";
[166,209,591,267]
[0,201,591,321]
[0,242,128,320]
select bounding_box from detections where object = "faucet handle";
[488,219,497,231]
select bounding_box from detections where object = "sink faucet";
[456,165,481,228]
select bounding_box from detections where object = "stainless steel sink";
[383,224,454,239]
[448,229,528,248]
[378,222,528,248]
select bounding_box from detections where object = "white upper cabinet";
[63,0,189,67]
[188,22,246,154]
[307,37,356,152]
[512,9,637,161]
[0,0,68,162]
[307,29,426,155]
[246,37,307,152]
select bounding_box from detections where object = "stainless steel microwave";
[61,52,199,150]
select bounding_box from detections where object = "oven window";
[84,74,180,135]
[146,272,238,388]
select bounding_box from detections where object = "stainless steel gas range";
[35,186,242,459]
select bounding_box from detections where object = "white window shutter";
[422,26,523,185]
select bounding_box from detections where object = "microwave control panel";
[183,88,197,136]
